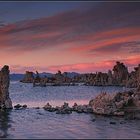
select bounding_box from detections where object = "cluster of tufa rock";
[20,61,140,88]
[20,71,34,83]
[126,64,140,88]
[43,102,93,114]
[89,88,140,119]
[0,65,12,109]
[85,61,129,86]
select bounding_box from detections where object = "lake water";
[0,81,139,139]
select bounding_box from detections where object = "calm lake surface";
[0,81,139,139]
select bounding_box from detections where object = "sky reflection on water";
[0,81,139,139]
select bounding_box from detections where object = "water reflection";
[7,81,140,138]
[13,99,90,108]
[0,110,12,138]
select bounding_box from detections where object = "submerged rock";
[0,65,12,109]
[110,121,116,125]
[34,107,40,109]
[43,103,52,110]
[14,104,27,109]
[56,102,72,114]
[43,103,56,112]
[22,104,27,108]
[14,104,22,109]
[72,103,93,113]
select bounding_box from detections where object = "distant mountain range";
[10,72,80,81]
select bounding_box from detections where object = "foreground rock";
[89,90,140,119]
[43,102,93,114]
[56,102,72,114]
[43,102,72,114]
[43,103,56,112]
[72,103,93,113]
[0,65,12,109]
[14,104,27,109]
[89,92,125,116]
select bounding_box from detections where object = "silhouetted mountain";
[35,72,54,78]
[62,72,80,78]
[10,72,80,81]
[10,74,24,81]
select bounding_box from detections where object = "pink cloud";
[9,56,140,74]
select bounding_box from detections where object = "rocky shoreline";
[12,83,140,120]
[0,64,140,120]
[13,90,140,119]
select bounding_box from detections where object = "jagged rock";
[72,103,78,111]
[20,71,34,83]
[43,103,52,110]
[89,89,140,118]
[89,92,124,116]
[53,70,65,85]
[43,103,56,112]
[126,64,140,88]
[56,102,72,114]
[72,103,93,113]
[0,65,12,109]
[83,62,129,86]
[90,93,117,115]
[33,71,45,87]
[112,61,129,85]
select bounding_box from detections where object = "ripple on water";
[0,81,138,138]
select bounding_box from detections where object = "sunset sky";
[0,2,140,73]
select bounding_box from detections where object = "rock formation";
[92,72,108,86]
[33,71,47,87]
[84,61,129,86]
[89,92,122,116]
[20,71,34,83]
[0,65,12,109]
[108,70,113,85]
[89,90,140,119]
[126,64,140,88]
[34,71,41,83]
[19,62,140,89]
[112,61,129,86]
[54,70,65,85]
